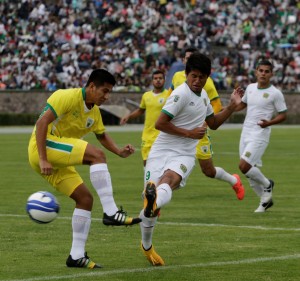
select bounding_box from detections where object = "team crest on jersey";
[180,164,187,173]
[173,95,180,102]
[159,98,165,104]
[86,117,94,128]
[201,145,208,153]
[72,110,79,118]
[245,151,251,158]
[189,102,195,106]
[263,93,269,98]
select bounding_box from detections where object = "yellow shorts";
[195,132,213,160]
[28,133,88,196]
[141,139,154,161]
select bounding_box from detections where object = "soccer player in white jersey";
[139,52,244,266]
[235,59,287,213]
[28,69,141,269]
[120,70,169,166]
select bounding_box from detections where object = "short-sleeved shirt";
[241,83,287,142]
[148,82,214,158]
[38,88,105,138]
[140,89,170,143]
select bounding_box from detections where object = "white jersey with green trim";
[241,83,287,142]
[148,83,214,158]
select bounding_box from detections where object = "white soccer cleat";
[254,179,274,213]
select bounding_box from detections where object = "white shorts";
[144,154,196,189]
[239,136,268,167]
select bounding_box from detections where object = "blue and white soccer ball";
[26,191,60,224]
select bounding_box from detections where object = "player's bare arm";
[96,132,135,158]
[120,108,145,125]
[206,87,243,130]
[35,109,56,175]
[155,112,206,139]
[258,112,287,128]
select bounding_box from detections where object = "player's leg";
[196,134,245,200]
[83,143,141,226]
[239,141,274,212]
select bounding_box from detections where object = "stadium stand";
[0,0,299,93]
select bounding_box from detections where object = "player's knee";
[78,192,94,209]
[239,163,249,174]
[86,147,106,164]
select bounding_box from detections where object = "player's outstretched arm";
[120,108,145,125]
[206,87,244,130]
[95,132,135,158]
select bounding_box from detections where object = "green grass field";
[0,126,299,281]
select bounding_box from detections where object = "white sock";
[156,183,172,209]
[139,209,158,250]
[247,178,264,197]
[214,167,236,186]
[245,167,270,188]
[70,208,91,260]
[90,163,118,216]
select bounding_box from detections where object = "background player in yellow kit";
[120,70,169,166]
[28,69,141,269]
[170,47,245,200]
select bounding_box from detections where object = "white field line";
[1,214,300,232]
[2,253,300,281]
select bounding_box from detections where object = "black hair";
[183,47,198,57]
[256,59,273,71]
[185,52,211,76]
[152,69,165,78]
[86,69,116,87]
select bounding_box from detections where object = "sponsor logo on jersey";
[189,102,195,106]
[180,164,187,173]
[86,117,94,128]
[204,98,207,106]
[174,95,180,102]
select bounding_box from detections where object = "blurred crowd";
[0,0,300,93]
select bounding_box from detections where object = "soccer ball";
[26,191,60,224]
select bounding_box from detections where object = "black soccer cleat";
[66,252,102,269]
[103,207,141,226]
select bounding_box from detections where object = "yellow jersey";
[170,70,222,113]
[140,89,170,143]
[37,88,105,139]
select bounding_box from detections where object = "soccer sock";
[70,208,91,260]
[247,178,264,197]
[139,209,158,250]
[90,163,118,216]
[245,166,270,188]
[156,183,172,209]
[214,167,237,186]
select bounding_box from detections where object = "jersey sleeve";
[47,90,75,118]
[274,90,287,113]
[140,92,147,109]
[161,90,187,118]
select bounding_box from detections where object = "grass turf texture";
[0,126,299,281]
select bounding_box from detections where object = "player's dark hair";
[86,69,116,87]
[152,69,165,79]
[183,47,198,57]
[185,52,211,76]
[256,59,273,71]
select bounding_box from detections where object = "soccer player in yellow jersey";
[170,47,245,200]
[120,70,169,166]
[28,69,141,269]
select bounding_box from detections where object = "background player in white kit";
[139,52,244,266]
[235,59,287,213]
